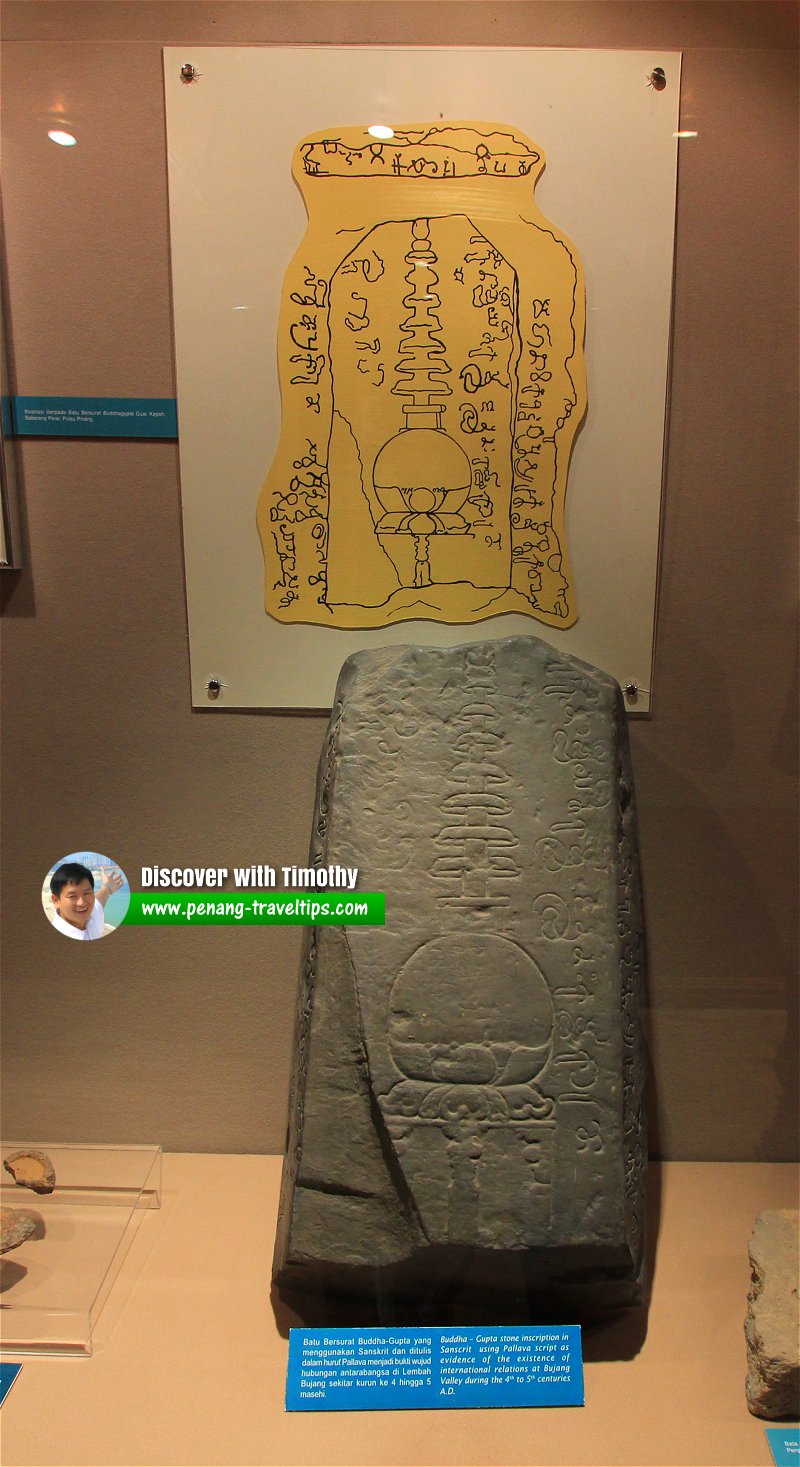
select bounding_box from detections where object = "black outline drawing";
[258,123,587,629]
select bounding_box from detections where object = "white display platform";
[1,1156,796,1466]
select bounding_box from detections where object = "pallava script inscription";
[257,123,587,630]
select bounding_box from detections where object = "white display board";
[164,48,680,710]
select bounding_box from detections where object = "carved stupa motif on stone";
[272,636,647,1314]
[258,125,586,629]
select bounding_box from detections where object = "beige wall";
[1,2,797,1160]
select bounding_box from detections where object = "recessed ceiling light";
[48,129,77,147]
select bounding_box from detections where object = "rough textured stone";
[745,1209,800,1418]
[3,1149,56,1194]
[0,1206,37,1254]
[273,636,647,1313]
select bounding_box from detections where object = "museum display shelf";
[0,1142,161,1357]
[0,1153,797,1467]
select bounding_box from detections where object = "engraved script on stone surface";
[273,637,646,1313]
[257,125,587,630]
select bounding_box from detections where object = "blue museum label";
[286,1325,583,1412]
[10,396,178,439]
[0,1363,22,1406]
[767,1427,800,1466]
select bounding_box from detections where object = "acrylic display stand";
[0,1142,161,1357]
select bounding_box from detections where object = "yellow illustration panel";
[257,123,587,629]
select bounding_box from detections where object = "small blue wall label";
[0,1363,22,1406]
[11,397,178,439]
[286,1325,584,1412]
[767,1427,800,1466]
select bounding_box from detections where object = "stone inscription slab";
[273,636,646,1311]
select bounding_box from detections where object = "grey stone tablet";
[273,636,646,1312]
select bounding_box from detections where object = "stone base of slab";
[274,1240,643,1322]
